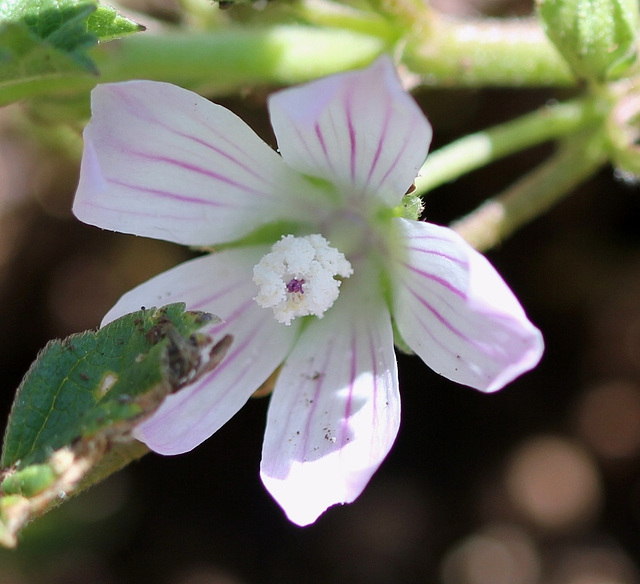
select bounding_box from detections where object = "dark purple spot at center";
[286,279,305,294]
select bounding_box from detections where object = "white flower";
[73,56,544,526]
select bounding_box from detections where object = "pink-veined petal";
[74,81,312,246]
[260,268,399,526]
[390,218,543,392]
[268,56,431,206]
[103,248,300,455]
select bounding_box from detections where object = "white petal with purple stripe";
[260,266,399,525]
[74,81,314,246]
[102,248,301,454]
[390,218,544,392]
[268,56,432,205]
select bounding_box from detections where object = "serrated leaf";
[86,5,144,42]
[2,303,225,467]
[0,20,95,81]
[0,0,144,105]
[1,0,142,44]
[0,19,98,105]
[1,0,97,55]
[0,303,232,547]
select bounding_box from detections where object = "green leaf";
[0,19,95,80]
[0,0,143,45]
[0,0,144,105]
[1,0,97,67]
[86,5,144,42]
[0,303,232,547]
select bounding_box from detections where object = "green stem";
[450,129,608,251]
[0,25,386,106]
[403,14,575,87]
[415,96,605,194]
[0,76,94,109]
[293,0,397,40]
[94,25,387,89]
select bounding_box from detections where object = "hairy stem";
[404,14,574,87]
[450,129,608,251]
[415,96,604,194]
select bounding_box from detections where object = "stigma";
[253,234,353,325]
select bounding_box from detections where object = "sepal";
[537,0,640,82]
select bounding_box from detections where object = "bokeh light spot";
[440,524,540,584]
[505,436,601,532]
[575,380,640,461]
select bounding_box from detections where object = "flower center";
[286,278,305,293]
[252,234,353,325]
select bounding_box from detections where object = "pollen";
[253,234,353,325]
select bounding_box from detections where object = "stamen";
[286,279,305,294]
[253,234,353,325]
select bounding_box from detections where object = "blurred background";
[2,0,640,582]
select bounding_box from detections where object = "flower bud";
[537,0,640,82]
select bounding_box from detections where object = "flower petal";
[74,81,310,246]
[390,218,543,392]
[268,56,431,205]
[103,248,300,454]
[260,268,400,526]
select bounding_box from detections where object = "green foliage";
[0,304,232,547]
[86,4,144,42]
[537,0,640,82]
[0,0,144,105]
